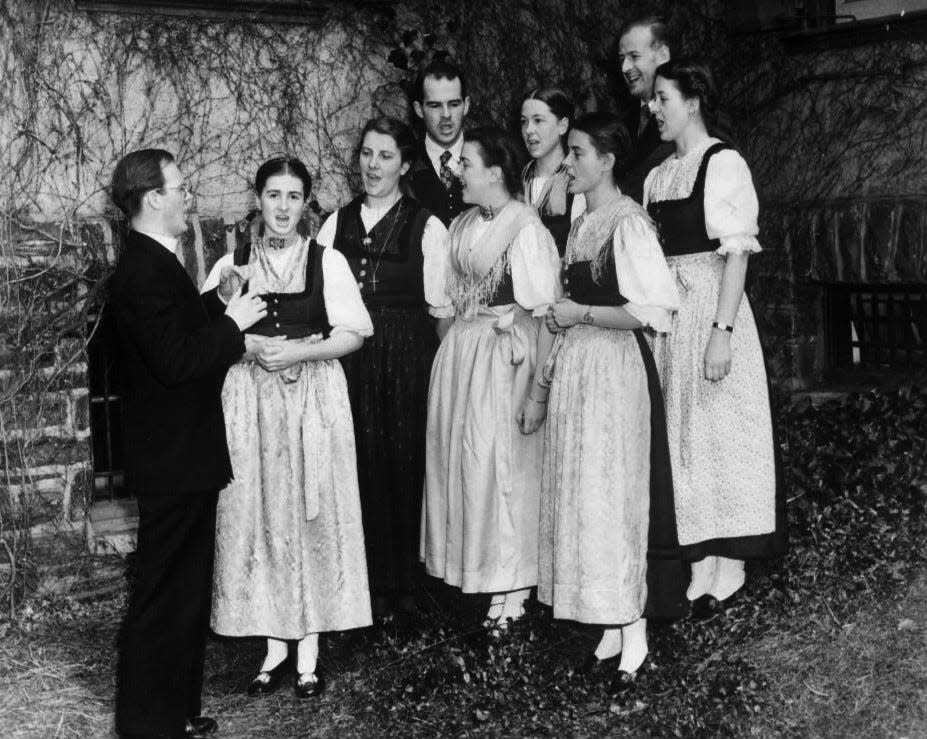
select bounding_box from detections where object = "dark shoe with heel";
[608,658,651,695]
[247,658,291,695]
[295,670,326,699]
[578,651,621,675]
[691,590,741,621]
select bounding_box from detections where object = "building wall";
[1,0,924,530]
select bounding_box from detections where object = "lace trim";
[447,247,511,315]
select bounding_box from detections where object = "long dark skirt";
[341,304,438,595]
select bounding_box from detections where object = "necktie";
[439,150,455,191]
[638,107,650,138]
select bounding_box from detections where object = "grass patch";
[1,385,925,737]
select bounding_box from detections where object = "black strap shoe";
[295,670,326,699]
[247,658,291,695]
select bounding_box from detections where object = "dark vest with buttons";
[407,145,465,227]
[561,248,627,308]
[233,238,331,339]
[646,142,732,257]
[332,195,431,307]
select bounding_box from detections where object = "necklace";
[254,236,305,292]
[361,198,403,292]
[479,198,512,221]
[264,230,301,250]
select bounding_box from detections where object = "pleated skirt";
[340,304,437,594]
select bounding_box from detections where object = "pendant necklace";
[361,198,402,292]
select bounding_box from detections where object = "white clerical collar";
[135,229,179,254]
[425,134,464,172]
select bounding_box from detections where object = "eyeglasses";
[159,183,193,195]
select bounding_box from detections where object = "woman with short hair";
[204,156,373,698]
[519,86,586,255]
[315,116,451,618]
[645,58,785,619]
[421,126,560,629]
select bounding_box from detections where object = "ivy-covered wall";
[0,0,924,563]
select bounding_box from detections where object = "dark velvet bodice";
[332,195,430,308]
[234,238,331,339]
[646,142,731,257]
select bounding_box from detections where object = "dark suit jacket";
[109,230,244,497]
[406,146,464,227]
[619,110,675,206]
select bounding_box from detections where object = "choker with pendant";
[479,199,512,221]
[261,230,302,250]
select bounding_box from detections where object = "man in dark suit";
[617,16,675,204]
[109,149,266,739]
[407,59,469,227]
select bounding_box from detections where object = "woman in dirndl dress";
[645,59,786,619]
[537,113,682,693]
[315,117,451,619]
[519,87,585,255]
[203,157,373,698]
[421,126,561,629]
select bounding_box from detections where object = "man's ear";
[413,101,425,120]
[657,44,670,65]
[462,96,471,118]
[143,189,161,213]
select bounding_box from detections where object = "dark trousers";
[116,489,218,739]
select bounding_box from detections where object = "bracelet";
[529,394,548,404]
[712,321,734,333]
[582,306,595,324]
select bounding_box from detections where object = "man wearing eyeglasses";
[109,149,266,739]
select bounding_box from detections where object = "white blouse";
[315,202,453,318]
[643,137,762,256]
[525,178,587,223]
[572,210,680,333]
[447,215,561,317]
[202,243,373,338]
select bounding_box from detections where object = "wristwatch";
[582,306,595,324]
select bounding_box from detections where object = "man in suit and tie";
[617,16,675,204]
[407,59,470,226]
[109,149,266,739]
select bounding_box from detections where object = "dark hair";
[463,126,523,196]
[654,58,735,145]
[110,148,173,218]
[412,59,468,103]
[254,157,312,197]
[359,116,417,165]
[619,15,676,57]
[571,112,632,180]
[523,86,575,155]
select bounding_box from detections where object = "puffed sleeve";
[510,222,562,316]
[321,247,373,337]
[613,214,680,334]
[201,253,234,293]
[314,211,338,248]
[704,150,762,256]
[422,215,454,318]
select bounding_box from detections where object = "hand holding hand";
[225,287,266,331]
[218,265,251,302]
[703,328,732,381]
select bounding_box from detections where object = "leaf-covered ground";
[1,386,926,738]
